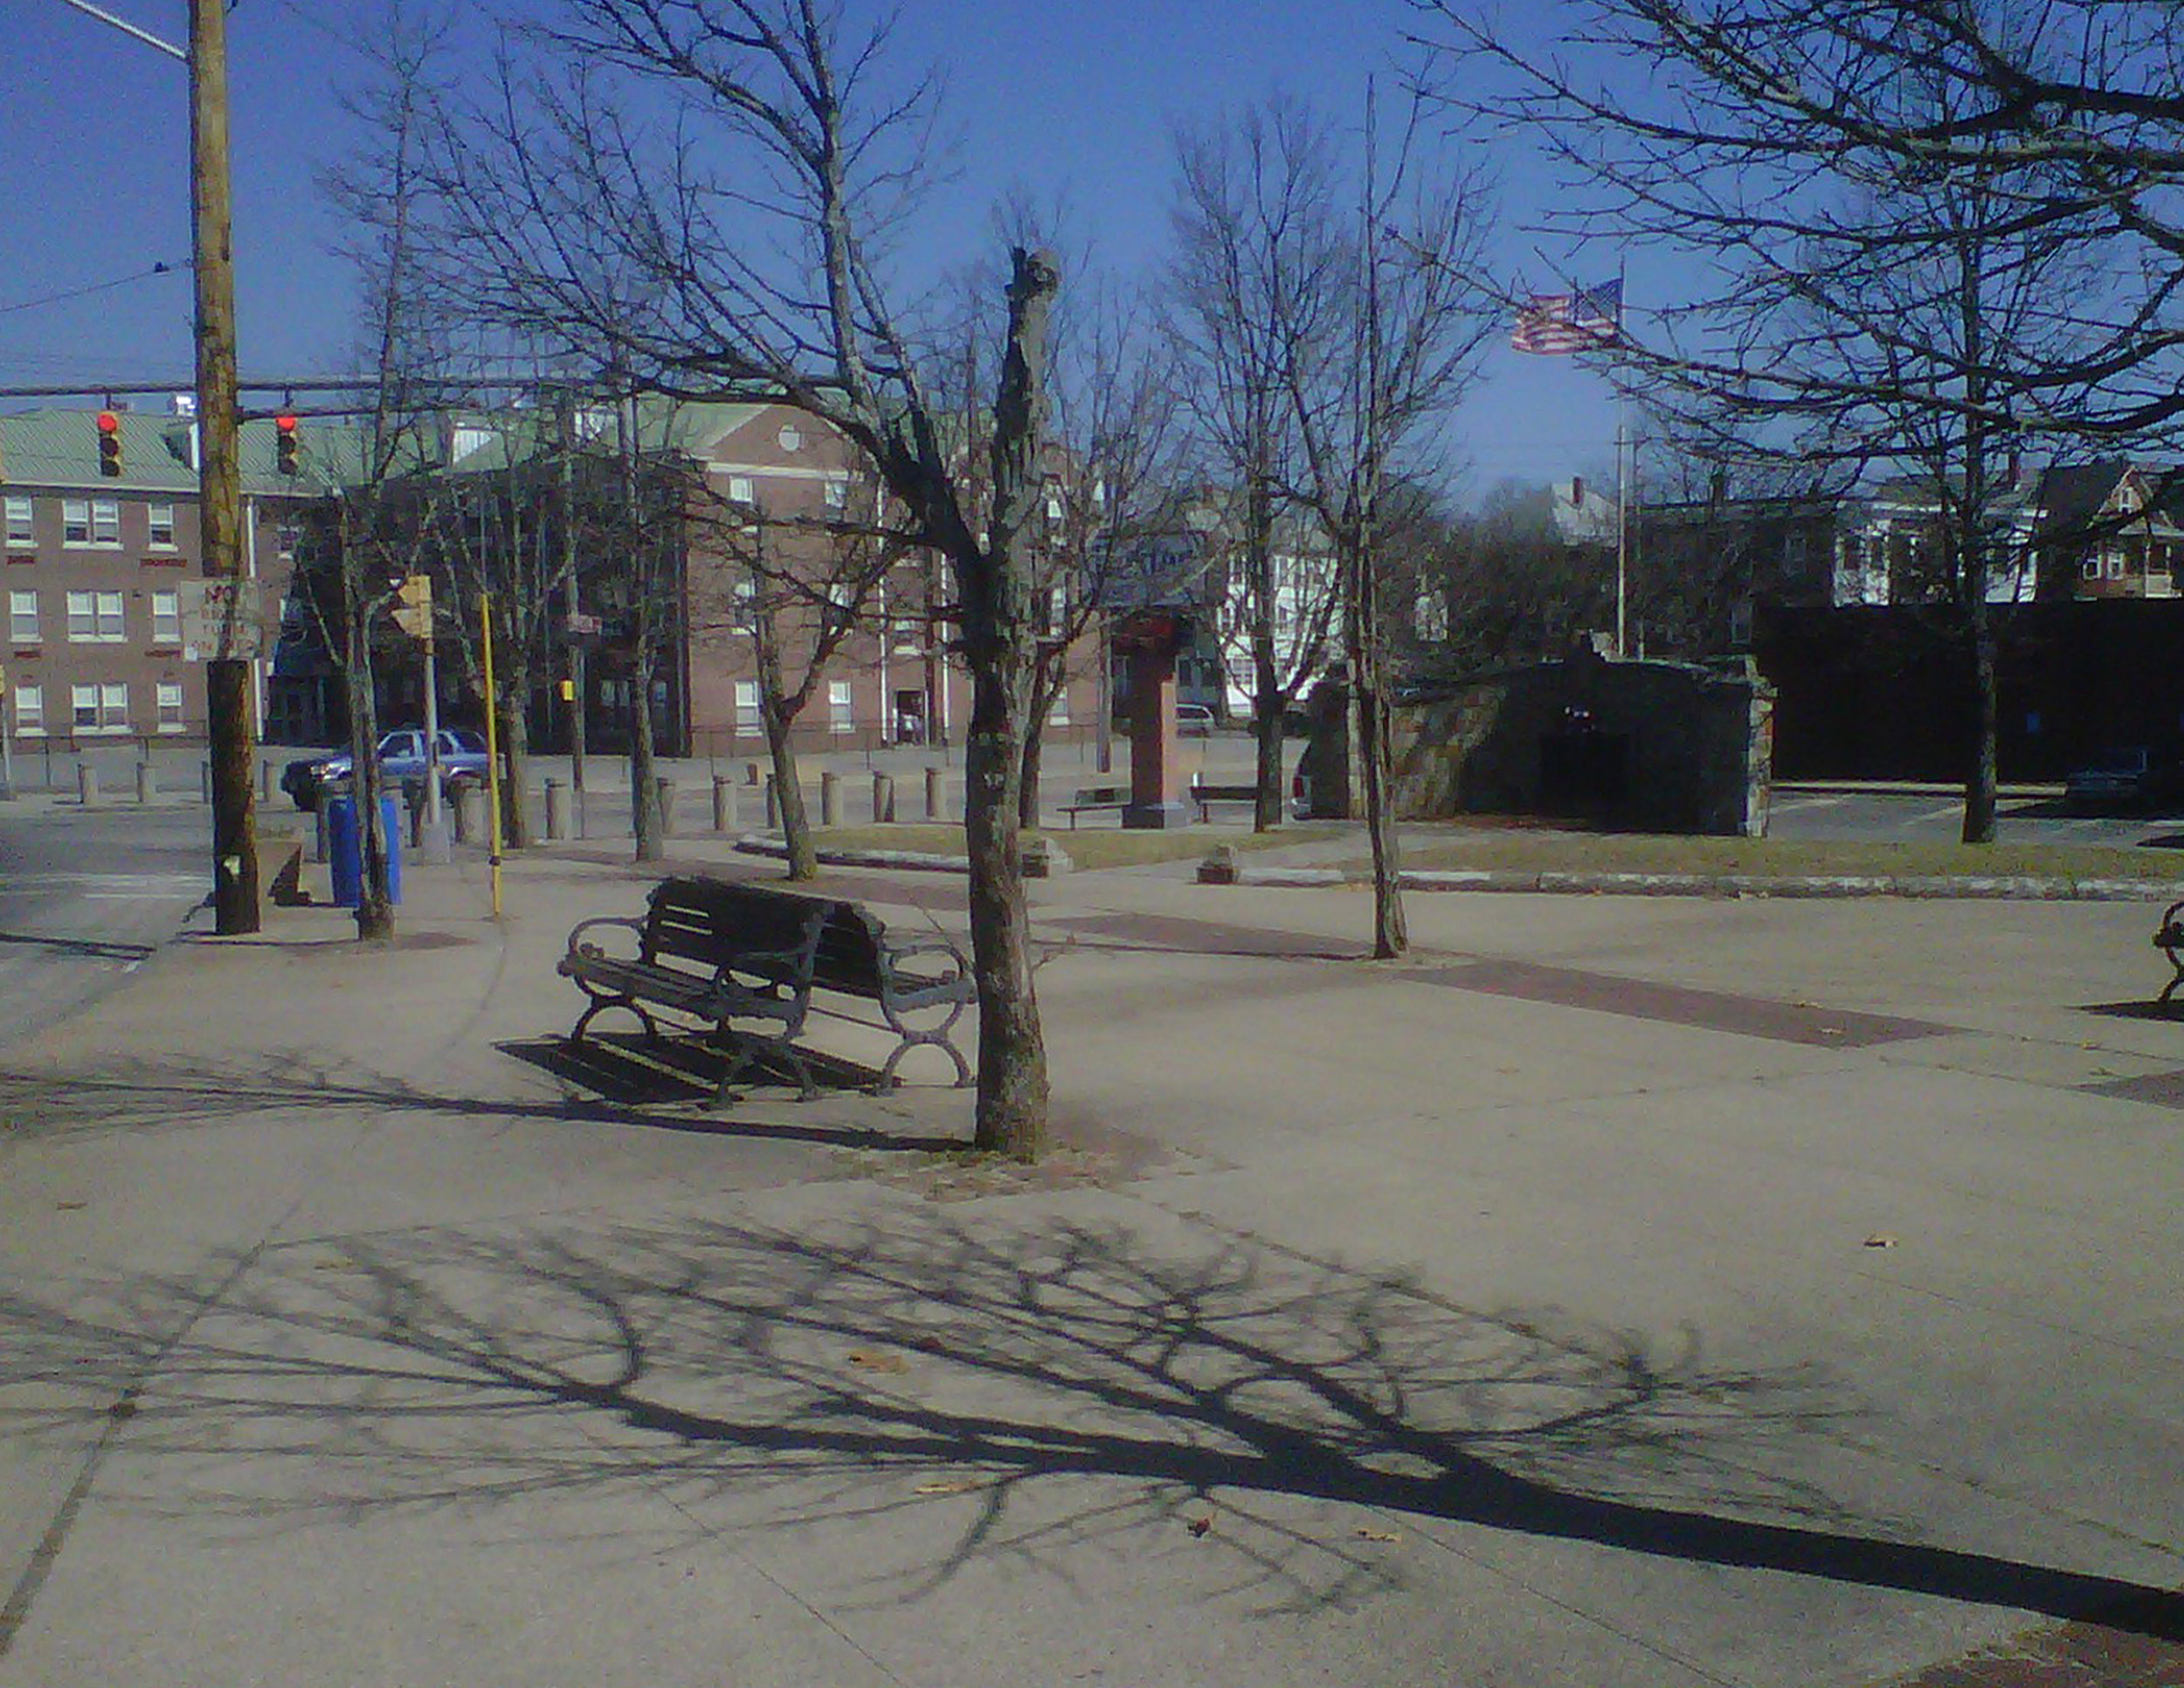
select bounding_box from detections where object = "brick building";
[0,404,322,757]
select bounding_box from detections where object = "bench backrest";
[643,876,826,973]
[812,902,889,993]
[1069,785,1128,806]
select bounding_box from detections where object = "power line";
[0,261,190,318]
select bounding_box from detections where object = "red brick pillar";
[1123,638,1187,828]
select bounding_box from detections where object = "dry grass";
[1389,827,2184,883]
[812,822,1343,872]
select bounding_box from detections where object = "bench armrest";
[885,935,970,981]
[565,915,646,958]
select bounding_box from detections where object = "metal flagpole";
[1615,396,1628,657]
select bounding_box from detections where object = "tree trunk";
[1248,477,1285,831]
[343,590,394,943]
[500,698,531,850]
[960,247,1059,1160]
[1019,723,1045,832]
[751,593,817,880]
[765,708,817,881]
[1963,599,1999,844]
[1349,529,1406,958]
[630,654,662,863]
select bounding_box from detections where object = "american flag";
[1511,279,1622,355]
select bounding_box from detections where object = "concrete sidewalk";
[0,835,2179,1687]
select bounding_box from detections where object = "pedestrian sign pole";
[480,590,503,919]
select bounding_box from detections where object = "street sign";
[563,611,604,638]
[178,578,273,662]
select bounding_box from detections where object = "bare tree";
[1414,0,2181,840]
[1167,100,1336,832]
[704,465,903,879]
[309,0,471,942]
[1268,89,1496,958]
[430,0,1057,1155]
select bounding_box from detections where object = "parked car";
[2063,745,2184,813]
[1176,702,1216,737]
[281,728,491,812]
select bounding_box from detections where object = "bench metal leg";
[570,994,663,1047]
[877,1034,972,1091]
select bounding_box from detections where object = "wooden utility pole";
[190,0,259,934]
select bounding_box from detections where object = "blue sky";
[0,0,1630,500]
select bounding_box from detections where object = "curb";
[1198,858,2184,901]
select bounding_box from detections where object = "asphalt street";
[0,804,207,1051]
[1770,787,2184,850]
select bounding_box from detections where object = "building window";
[151,590,181,646]
[823,477,848,511]
[728,474,755,504]
[734,680,761,735]
[90,499,120,545]
[66,591,125,642]
[1047,689,1069,727]
[828,680,854,734]
[156,681,185,732]
[147,503,176,548]
[777,425,802,453]
[9,590,37,644]
[62,500,91,544]
[4,496,31,547]
[73,682,129,733]
[14,684,43,735]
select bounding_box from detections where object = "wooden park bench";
[1059,785,1130,828]
[558,875,974,1098]
[1189,777,1262,823]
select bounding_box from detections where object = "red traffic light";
[274,412,297,433]
[274,412,300,475]
[96,410,120,434]
[95,410,121,476]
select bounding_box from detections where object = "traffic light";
[96,411,121,478]
[391,574,434,640]
[274,412,300,476]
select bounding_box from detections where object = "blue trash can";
[326,793,404,909]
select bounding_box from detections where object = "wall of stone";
[1390,647,1774,836]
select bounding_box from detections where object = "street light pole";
[190,0,258,933]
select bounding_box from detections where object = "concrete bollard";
[544,778,570,841]
[764,775,779,828]
[712,774,736,834]
[200,760,213,804]
[745,759,762,787]
[820,771,841,827]
[77,764,99,806]
[655,777,677,837]
[314,801,330,864]
[261,759,276,801]
[872,771,895,824]
[924,766,946,823]
[455,783,486,846]
[136,762,154,804]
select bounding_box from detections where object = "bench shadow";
[2078,1000,2181,1021]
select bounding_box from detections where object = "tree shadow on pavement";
[0,1045,964,1153]
[0,1207,2174,1634]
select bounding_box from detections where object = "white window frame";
[61,499,91,545]
[823,476,848,511]
[13,683,44,736]
[3,495,31,547]
[734,679,762,735]
[156,681,185,732]
[827,679,854,735]
[8,589,37,644]
[150,589,181,646]
[1047,689,1069,727]
[90,499,120,546]
[147,502,176,549]
[727,474,756,504]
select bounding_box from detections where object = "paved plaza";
[0,827,2178,1686]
